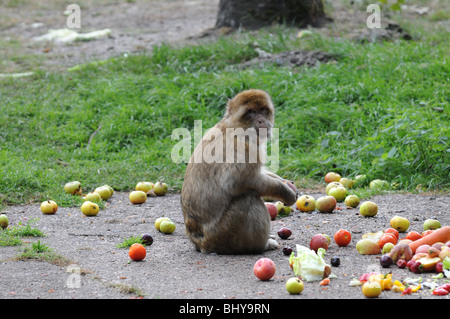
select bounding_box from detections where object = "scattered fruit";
[356,239,381,255]
[423,219,441,231]
[384,228,399,240]
[80,201,100,216]
[153,181,168,196]
[359,201,378,217]
[274,201,292,216]
[84,192,102,202]
[378,233,397,249]
[40,200,58,214]
[396,259,407,268]
[325,182,344,195]
[253,258,276,281]
[296,195,315,212]
[390,215,410,232]
[334,229,351,247]
[330,256,340,267]
[159,220,176,234]
[339,178,355,189]
[362,281,382,298]
[94,186,112,200]
[266,203,278,220]
[129,243,146,261]
[285,277,304,294]
[315,196,337,213]
[277,227,292,240]
[64,181,82,195]
[129,190,147,204]
[324,172,341,183]
[382,242,395,254]
[389,243,413,262]
[380,254,393,268]
[344,194,360,208]
[155,217,171,231]
[0,214,9,229]
[409,226,450,253]
[310,234,329,252]
[328,186,347,202]
[415,244,430,254]
[135,181,154,193]
[354,174,367,186]
[405,231,422,242]
[282,246,293,256]
[369,179,389,190]
[141,234,153,246]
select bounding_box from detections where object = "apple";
[266,203,278,220]
[64,181,81,195]
[102,185,114,196]
[359,201,378,217]
[321,233,331,245]
[439,248,450,261]
[415,244,430,254]
[339,178,355,189]
[0,214,9,229]
[274,201,291,216]
[81,201,99,216]
[40,200,58,214]
[296,195,315,212]
[285,277,304,294]
[277,227,292,240]
[369,179,389,190]
[325,181,344,195]
[155,217,171,231]
[94,186,112,200]
[382,242,395,254]
[253,258,276,281]
[423,219,441,231]
[324,172,341,183]
[390,216,410,232]
[159,220,176,234]
[129,190,147,204]
[328,186,347,202]
[153,181,168,196]
[84,192,102,202]
[344,194,360,208]
[310,234,329,252]
[136,181,154,193]
[356,239,381,255]
[315,196,336,213]
[362,281,382,298]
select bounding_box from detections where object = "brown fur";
[180,89,297,254]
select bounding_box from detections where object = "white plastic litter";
[34,28,111,43]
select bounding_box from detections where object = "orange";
[334,229,351,247]
[378,233,397,249]
[129,243,146,261]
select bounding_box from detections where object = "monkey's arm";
[248,173,297,206]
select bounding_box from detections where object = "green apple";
[315,196,337,213]
[423,219,441,231]
[359,201,378,217]
[40,200,58,214]
[81,201,99,216]
[354,174,367,186]
[369,179,389,190]
[325,182,344,195]
[382,242,395,254]
[155,217,171,231]
[94,186,112,200]
[129,191,147,204]
[153,181,168,196]
[136,181,154,193]
[64,181,81,195]
[159,220,176,234]
[328,186,347,202]
[296,195,315,212]
[0,214,9,229]
[390,215,409,232]
[286,277,304,294]
[344,194,360,208]
[339,178,355,189]
[102,184,114,196]
[83,192,102,202]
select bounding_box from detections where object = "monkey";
[180,89,297,254]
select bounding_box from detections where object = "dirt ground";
[1,0,449,303]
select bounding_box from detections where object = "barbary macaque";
[181,89,297,254]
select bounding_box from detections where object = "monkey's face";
[225,90,275,137]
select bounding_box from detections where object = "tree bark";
[216,0,328,29]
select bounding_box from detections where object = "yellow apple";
[81,201,99,216]
[40,200,58,214]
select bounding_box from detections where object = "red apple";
[253,258,276,281]
[315,196,337,213]
[324,172,341,183]
[415,244,430,254]
[310,234,329,252]
[265,203,278,220]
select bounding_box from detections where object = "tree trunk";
[216,0,328,29]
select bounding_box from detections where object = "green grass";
[0,15,449,208]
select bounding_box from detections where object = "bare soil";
[1,0,449,303]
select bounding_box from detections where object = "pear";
[356,239,381,255]
[390,215,410,232]
[423,219,441,231]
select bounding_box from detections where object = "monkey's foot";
[264,238,278,251]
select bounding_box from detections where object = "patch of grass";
[0,12,448,206]
[0,218,45,246]
[116,235,144,248]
